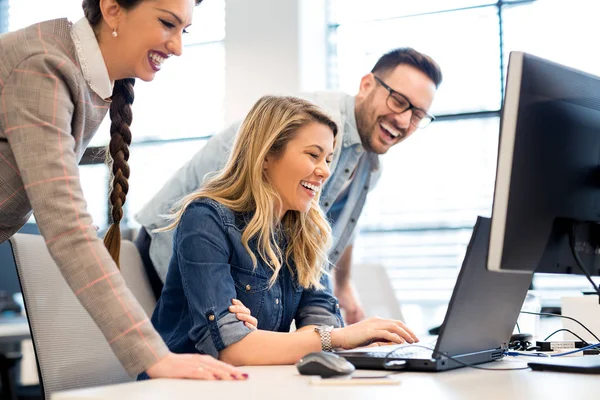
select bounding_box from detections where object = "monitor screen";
[488,51,600,279]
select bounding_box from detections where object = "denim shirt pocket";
[230,264,270,324]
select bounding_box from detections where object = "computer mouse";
[295,351,355,378]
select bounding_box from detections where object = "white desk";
[0,316,38,386]
[0,316,30,344]
[51,359,597,400]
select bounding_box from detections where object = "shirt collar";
[343,96,363,149]
[71,18,113,101]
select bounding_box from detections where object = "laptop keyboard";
[360,339,438,359]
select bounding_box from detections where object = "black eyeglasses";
[373,75,435,129]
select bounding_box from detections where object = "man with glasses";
[135,47,442,324]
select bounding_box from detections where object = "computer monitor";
[488,51,600,281]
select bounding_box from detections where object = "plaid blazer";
[0,19,168,376]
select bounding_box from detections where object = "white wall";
[224,0,328,124]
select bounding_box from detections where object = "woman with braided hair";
[0,0,251,380]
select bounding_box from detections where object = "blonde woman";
[143,96,418,370]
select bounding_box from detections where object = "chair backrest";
[351,263,405,322]
[9,233,156,399]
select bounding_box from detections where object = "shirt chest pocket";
[230,265,275,328]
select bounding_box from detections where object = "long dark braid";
[103,79,135,268]
[81,0,203,266]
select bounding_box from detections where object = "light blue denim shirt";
[135,92,381,281]
[142,198,342,369]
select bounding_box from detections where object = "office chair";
[1,225,42,400]
[9,234,156,400]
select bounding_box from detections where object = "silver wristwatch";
[314,325,334,352]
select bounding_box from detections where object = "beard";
[355,92,379,153]
[355,93,411,155]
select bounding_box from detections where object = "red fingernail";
[243,373,249,379]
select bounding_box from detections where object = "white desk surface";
[51,359,598,400]
[0,316,30,343]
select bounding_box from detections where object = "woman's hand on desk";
[331,317,419,350]
[144,299,255,380]
[145,352,248,380]
[230,298,258,330]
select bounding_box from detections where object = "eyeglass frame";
[373,75,435,128]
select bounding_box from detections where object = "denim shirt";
[135,92,381,281]
[148,198,343,363]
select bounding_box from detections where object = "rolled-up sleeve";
[176,202,252,358]
[295,274,344,329]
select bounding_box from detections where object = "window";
[327,0,600,329]
[126,140,209,227]
[501,0,600,78]
[330,3,502,114]
[7,0,83,29]
[4,0,225,230]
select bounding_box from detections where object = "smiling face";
[354,64,437,154]
[263,122,335,218]
[102,0,195,81]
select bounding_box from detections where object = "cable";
[543,328,589,344]
[551,343,600,357]
[505,343,600,358]
[504,343,600,358]
[505,351,551,358]
[383,344,530,371]
[569,223,600,304]
[516,321,521,334]
[520,310,600,343]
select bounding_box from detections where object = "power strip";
[536,340,586,352]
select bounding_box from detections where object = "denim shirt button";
[245,284,251,291]
[275,298,280,305]
[324,202,330,207]
[208,314,215,322]
[335,303,340,309]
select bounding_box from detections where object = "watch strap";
[315,325,334,352]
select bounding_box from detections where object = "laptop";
[337,216,533,371]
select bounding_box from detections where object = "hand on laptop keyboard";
[365,342,398,347]
[331,317,419,350]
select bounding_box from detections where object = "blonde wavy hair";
[161,96,338,289]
